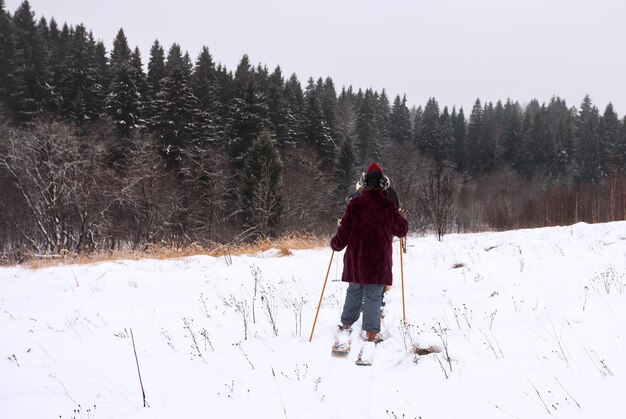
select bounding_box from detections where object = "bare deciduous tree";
[0,120,116,254]
[418,169,458,241]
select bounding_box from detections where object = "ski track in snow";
[1,222,626,418]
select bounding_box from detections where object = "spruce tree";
[416,97,442,161]
[10,0,48,122]
[110,28,131,75]
[355,88,378,166]
[501,99,523,168]
[375,89,391,153]
[265,66,285,145]
[47,21,70,114]
[389,94,411,145]
[451,107,467,172]
[254,63,270,93]
[282,73,305,147]
[439,106,454,168]
[151,50,201,168]
[129,47,147,119]
[304,77,335,168]
[480,102,497,173]
[212,63,234,141]
[466,99,484,175]
[335,135,356,201]
[412,106,423,148]
[544,97,573,178]
[240,130,283,238]
[336,86,357,146]
[513,111,532,179]
[106,61,141,137]
[617,115,626,168]
[0,0,15,106]
[600,103,621,159]
[320,77,339,141]
[145,39,165,124]
[191,46,217,142]
[94,40,111,101]
[229,54,269,170]
[58,24,102,124]
[573,95,603,183]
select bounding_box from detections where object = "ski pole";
[400,237,406,322]
[309,251,335,342]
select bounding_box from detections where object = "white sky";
[6,0,626,115]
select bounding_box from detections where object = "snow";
[1,222,626,418]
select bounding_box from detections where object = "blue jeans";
[340,283,384,333]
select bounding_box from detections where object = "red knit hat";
[367,162,383,174]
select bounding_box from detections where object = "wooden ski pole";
[309,251,335,342]
[400,237,406,322]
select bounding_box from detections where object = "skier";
[344,168,403,319]
[331,163,408,363]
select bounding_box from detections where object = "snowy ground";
[1,222,626,419]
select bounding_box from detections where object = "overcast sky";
[6,0,626,115]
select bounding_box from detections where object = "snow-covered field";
[2,222,626,419]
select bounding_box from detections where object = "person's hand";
[337,218,342,226]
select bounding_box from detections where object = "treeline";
[1,1,626,261]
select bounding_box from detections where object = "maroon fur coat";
[331,189,408,286]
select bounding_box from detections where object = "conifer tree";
[389,94,411,145]
[574,95,603,183]
[466,99,484,174]
[130,47,147,113]
[480,102,497,173]
[304,77,335,168]
[145,39,165,123]
[320,77,339,141]
[525,104,549,178]
[416,97,442,161]
[451,107,467,172]
[254,63,270,93]
[544,97,573,178]
[46,21,70,113]
[355,88,378,166]
[280,73,304,148]
[106,61,141,137]
[513,110,534,178]
[182,51,193,80]
[94,40,110,98]
[501,99,523,168]
[240,130,283,238]
[439,106,455,168]
[35,16,54,109]
[229,54,269,170]
[58,24,102,124]
[412,105,423,148]
[375,89,391,153]
[336,86,357,146]
[212,63,234,140]
[191,46,217,142]
[110,28,131,75]
[600,103,621,159]
[151,46,201,168]
[9,0,48,121]
[266,66,289,148]
[0,0,15,105]
[616,116,626,168]
[335,135,356,200]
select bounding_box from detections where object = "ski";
[355,341,376,366]
[331,327,352,357]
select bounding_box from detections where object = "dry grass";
[413,345,441,356]
[21,233,328,270]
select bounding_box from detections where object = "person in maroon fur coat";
[331,163,408,342]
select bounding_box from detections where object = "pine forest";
[1,0,626,262]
